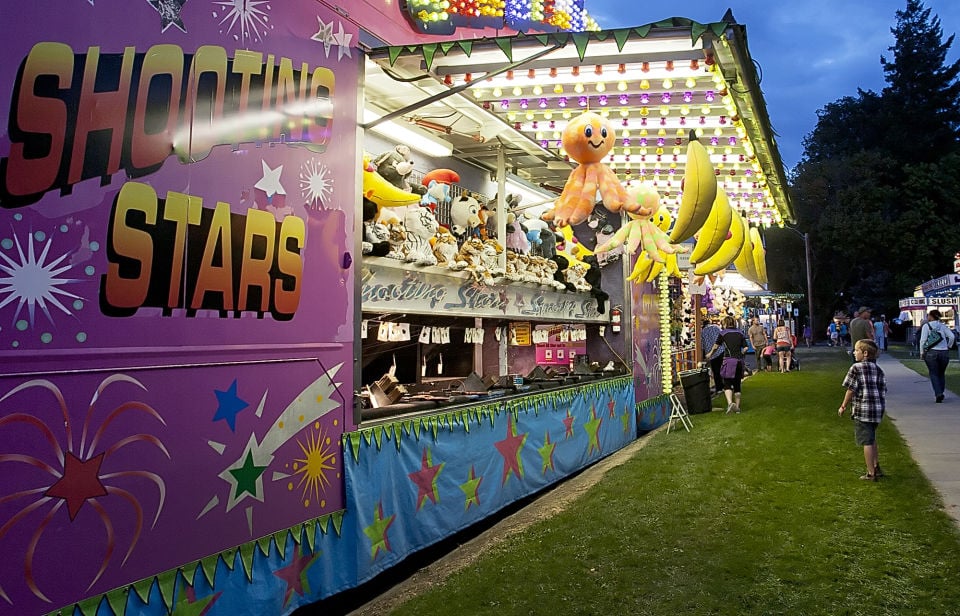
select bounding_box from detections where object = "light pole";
[783,226,815,339]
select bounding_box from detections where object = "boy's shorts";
[854,420,878,446]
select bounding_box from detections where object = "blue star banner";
[343,378,637,585]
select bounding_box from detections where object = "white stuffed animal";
[450,194,482,240]
[402,206,440,266]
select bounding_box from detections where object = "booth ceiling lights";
[368,18,794,226]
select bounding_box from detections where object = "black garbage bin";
[679,369,712,414]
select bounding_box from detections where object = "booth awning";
[365,16,794,226]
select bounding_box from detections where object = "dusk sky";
[586,0,960,170]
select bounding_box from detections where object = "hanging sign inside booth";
[510,322,532,345]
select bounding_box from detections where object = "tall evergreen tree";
[880,0,960,162]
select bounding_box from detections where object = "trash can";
[679,369,712,414]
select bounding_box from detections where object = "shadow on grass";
[384,346,960,616]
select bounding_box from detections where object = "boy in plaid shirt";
[838,340,886,481]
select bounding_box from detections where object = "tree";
[881,0,960,162]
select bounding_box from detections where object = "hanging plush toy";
[542,111,645,227]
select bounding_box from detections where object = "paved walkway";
[877,350,960,525]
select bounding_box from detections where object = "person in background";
[919,309,956,403]
[803,323,812,348]
[761,343,777,371]
[701,317,725,395]
[827,321,839,347]
[849,307,874,356]
[708,315,748,413]
[773,319,793,373]
[873,317,887,352]
[838,320,849,347]
[747,317,769,372]
[838,339,886,481]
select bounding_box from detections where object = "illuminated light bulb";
[554,84,564,94]
[493,87,502,97]
[641,61,650,72]
[595,82,606,92]
[640,79,650,89]
[553,131,561,139]
[507,111,517,121]
[640,93,650,105]
[685,77,696,88]
[675,128,684,137]
[619,94,629,105]
[539,97,548,108]
[620,109,630,118]
[658,128,667,137]
[563,109,572,119]
[640,106,649,116]
[710,136,719,146]
[540,139,549,148]
[661,92,671,103]
[598,95,608,106]
[512,86,522,96]
[622,129,631,138]
[683,91,693,103]
[535,130,543,139]
[617,80,628,92]
[600,109,610,117]
[657,138,665,147]
[525,111,534,120]
[701,106,711,115]
[578,96,588,106]
[558,96,568,107]
[728,137,737,146]
[549,67,558,78]
[473,88,484,99]
[528,69,536,79]
[501,99,509,109]
[595,65,603,75]
[533,84,543,95]
[659,105,670,116]
[639,137,648,146]
[662,78,673,89]
[571,66,580,76]
[695,127,704,138]
[519,98,529,109]
[574,82,585,93]
[618,63,626,74]
[544,110,553,119]
[714,127,723,136]
[705,90,715,102]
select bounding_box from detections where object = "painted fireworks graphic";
[197,363,343,534]
[0,220,94,348]
[212,0,273,43]
[299,159,333,209]
[0,375,169,604]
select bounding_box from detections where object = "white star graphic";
[254,161,286,198]
[311,17,335,58]
[333,21,353,61]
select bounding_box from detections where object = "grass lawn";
[389,348,960,616]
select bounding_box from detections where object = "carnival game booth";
[0,4,790,616]
[899,273,960,342]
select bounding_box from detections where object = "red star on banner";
[562,409,575,439]
[494,414,527,485]
[273,545,319,608]
[45,452,107,520]
[608,399,617,418]
[408,447,444,510]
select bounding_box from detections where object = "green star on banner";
[171,577,220,616]
[622,409,631,435]
[273,544,320,609]
[459,465,483,510]
[584,406,603,457]
[538,431,556,474]
[494,414,527,485]
[229,449,268,498]
[364,501,395,560]
[408,447,445,510]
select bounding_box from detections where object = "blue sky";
[586,0,960,169]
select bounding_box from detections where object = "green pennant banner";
[494,37,513,62]
[634,25,652,38]
[534,33,550,46]
[388,45,402,66]
[457,40,473,56]
[440,41,457,54]
[373,427,384,450]
[291,523,304,546]
[181,562,198,587]
[431,417,440,440]
[200,554,219,588]
[106,587,128,616]
[422,43,439,71]
[221,549,237,571]
[305,520,318,552]
[461,411,470,433]
[157,569,177,612]
[403,420,412,437]
[76,594,103,616]
[413,419,422,440]
[274,530,289,560]
[710,22,728,38]
[256,536,272,558]
[690,22,708,45]
[394,423,403,451]
[349,433,361,463]
[318,513,331,535]
[363,429,373,447]
[332,510,345,536]
[132,578,155,605]
[239,543,256,582]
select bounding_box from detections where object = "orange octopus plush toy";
[543,111,644,227]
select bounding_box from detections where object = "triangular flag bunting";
[200,555,219,588]
[634,25,652,38]
[305,520,318,552]
[403,421,412,437]
[76,594,103,616]
[106,587,128,616]
[413,419,422,440]
[318,513,331,535]
[593,30,609,41]
[494,37,513,62]
[710,22,728,38]
[373,427,384,450]
[181,562,199,587]
[274,530,289,560]
[239,543,256,582]
[388,45,403,66]
[349,432,361,462]
[157,569,178,611]
[457,40,473,56]
[422,43,439,70]
[256,536,272,558]
[332,510,345,536]
[690,22,707,45]
[132,578,155,605]
[431,417,440,440]
[534,33,550,46]
[461,412,470,433]
[440,41,457,54]
[363,429,373,446]
[221,549,237,571]
[291,524,304,546]
[394,423,403,451]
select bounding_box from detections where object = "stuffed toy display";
[504,212,530,254]
[373,145,425,195]
[362,154,421,211]
[361,197,391,257]
[449,194,482,240]
[430,227,460,266]
[581,254,608,313]
[420,179,451,212]
[402,206,440,266]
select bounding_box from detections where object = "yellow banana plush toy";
[734,223,759,283]
[362,154,421,209]
[693,208,744,275]
[689,189,733,264]
[751,227,768,284]
[670,139,718,243]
